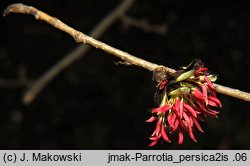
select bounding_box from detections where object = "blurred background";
[0,0,249,149]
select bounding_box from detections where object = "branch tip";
[4,3,25,16]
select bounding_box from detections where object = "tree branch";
[4,3,250,102]
[6,0,135,104]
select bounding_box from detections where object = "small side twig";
[121,15,168,35]
[3,3,250,102]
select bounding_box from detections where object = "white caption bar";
[0,150,249,166]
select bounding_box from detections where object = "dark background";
[0,0,249,149]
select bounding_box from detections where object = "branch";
[4,3,250,102]
[7,0,135,104]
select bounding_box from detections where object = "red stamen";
[178,130,184,144]
[200,83,208,105]
[208,96,222,107]
[192,117,204,133]
[194,67,208,76]
[204,76,215,90]
[192,88,205,100]
[183,103,197,117]
[146,116,156,123]
[149,140,158,147]
[188,128,197,142]
[161,126,171,143]
[152,104,171,114]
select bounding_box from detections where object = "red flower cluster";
[147,60,222,146]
